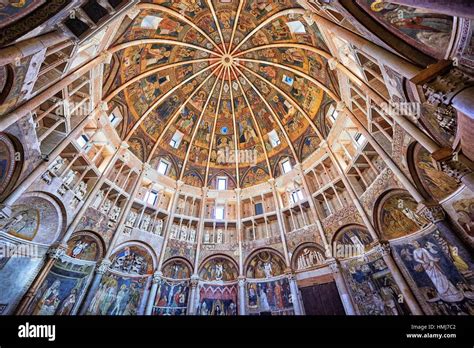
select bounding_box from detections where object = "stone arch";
[65,231,106,262]
[198,254,239,282]
[374,189,429,241]
[162,257,193,279]
[291,242,327,271]
[406,141,460,201]
[0,132,24,201]
[109,241,157,275]
[331,224,375,259]
[245,248,287,279]
[0,191,65,245]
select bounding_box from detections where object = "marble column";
[61,142,127,242]
[287,273,303,315]
[156,181,184,271]
[0,53,107,131]
[103,162,149,258]
[187,275,200,315]
[328,261,356,315]
[15,245,67,314]
[0,112,96,218]
[388,0,474,19]
[0,31,71,66]
[238,276,246,315]
[145,271,162,315]
[376,244,424,315]
[268,179,291,267]
[78,259,112,315]
[418,202,474,249]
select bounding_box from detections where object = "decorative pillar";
[187,275,200,315]
[305,11,422,79]
[238,276,246,315]
[145,271,162,315]
[0,31,71,66]
[104,162,149,257]
[287,273,303,315]
[418,202,474,248]
[268,178,291,267]
[376,243,424,315]
[328,260,356,315]
[156,180,184,271]
[61,142,127,242]
[0,112,96,218]
[235,187,244,275]
[15,245,67,314]
[0,53,107,131]
[78,259,111,315]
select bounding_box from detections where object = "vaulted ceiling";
[104,0,339,188]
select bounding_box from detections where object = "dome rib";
[229,65,273,179]
[137,3,225,55]
[233,64,299,161]
[178,67,225,182]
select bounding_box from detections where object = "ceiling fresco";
[105,0,336,188]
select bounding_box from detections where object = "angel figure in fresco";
[410,240,464,303]
[215,263,224,281]
[263,262,273,278]
[71,241,89,258]
[397,199,427,227]
[417,158,458,198]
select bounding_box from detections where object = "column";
[15,245,67,314]
[0,53,106,131]
[103,162,148,258]
[268,179,291,267]
[60,142,127,242]
[238,276,246,315]
[328,260,356,315]
[287,273,303,315]
[376,243,424,315]
[78,259,112,315]
[305,11,422,79]
[418,202,474,248]
[145,271,162,315]
[187,275,200,315]
[0,112,96,218]
[0,31,71,66]
[235,188,244,275]
[156,181,184,271]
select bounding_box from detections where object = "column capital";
[176,180,185,189]
[327,259,341,274]
[96,259,112,274]
[234,187,241,194]
[237,276,246,287]
[375,242,391,257]
[100,51,113,65]
[120,141,130,149]
[417,202,445,224]
[142,162,151,171]
[191,274,200,287]
[152,271,163,283]
[328,57,339,71]
[47,244,67,260]
[336,101,346,112]
[99,101,109,112]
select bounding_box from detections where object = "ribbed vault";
[104,0,338,189]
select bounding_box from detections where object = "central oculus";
[221,54,234,67]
